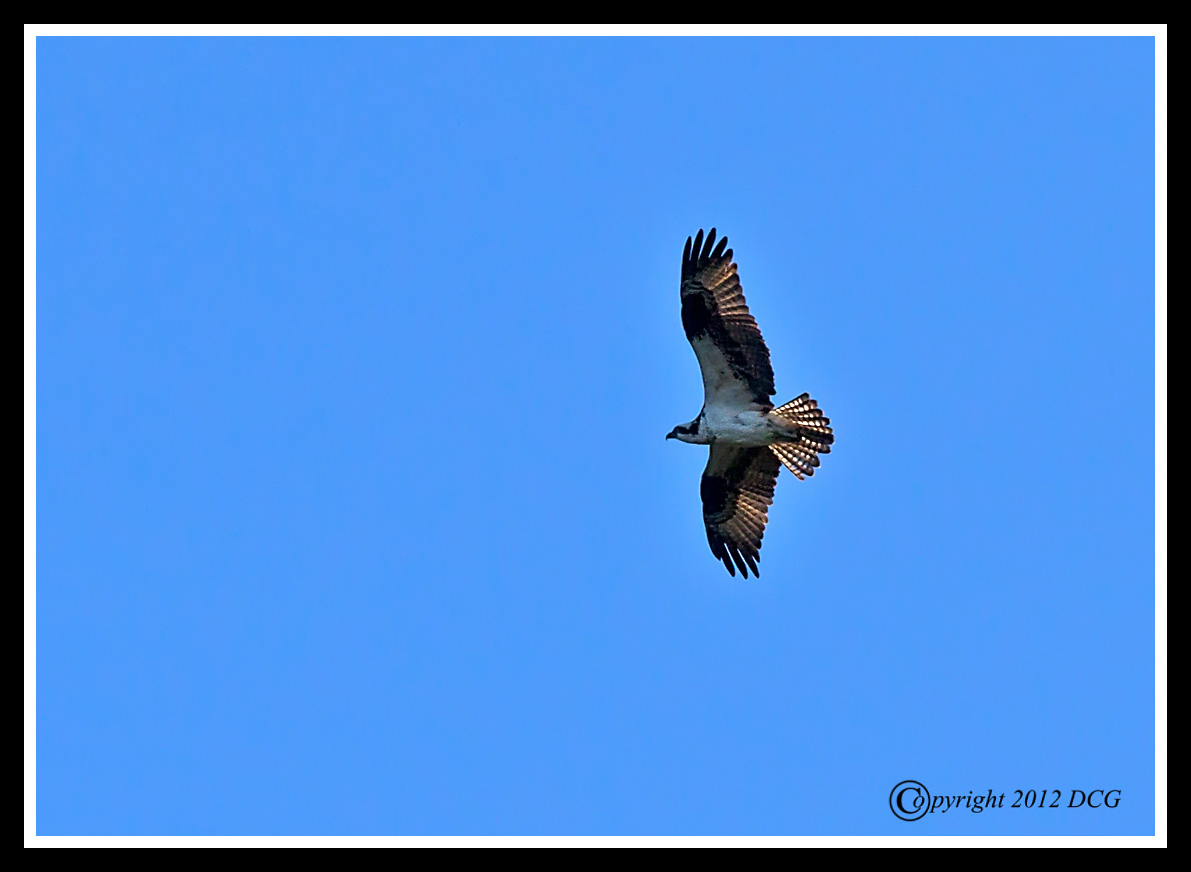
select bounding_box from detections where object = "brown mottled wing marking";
[680,229,775,409]
[700,444,782,578]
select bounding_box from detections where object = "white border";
[24,21,39,851]
[1152,23,1167,852]
[24,24,1167,848]
[21,24,1170,36]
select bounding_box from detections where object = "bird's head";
[666,419,706,444]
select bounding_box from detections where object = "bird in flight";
[667,229,834,578]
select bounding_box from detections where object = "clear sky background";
[37,37,1155,835]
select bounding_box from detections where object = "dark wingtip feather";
[702,228,716,264]
[683,228,734,280]
[728,545,749,578]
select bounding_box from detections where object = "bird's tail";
[769,393,834,480]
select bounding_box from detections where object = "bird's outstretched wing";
[701,443,782,578]
[680,228,775,412]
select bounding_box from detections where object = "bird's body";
[669,406,802,446]
[667,229,834,578]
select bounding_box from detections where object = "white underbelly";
[703,407,776,445]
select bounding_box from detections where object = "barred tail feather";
[770,393,834,480]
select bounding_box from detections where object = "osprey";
[667,229,834,578]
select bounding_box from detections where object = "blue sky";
[36,37,1155,835]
